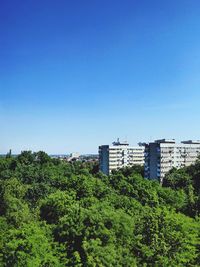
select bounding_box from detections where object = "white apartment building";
[144,139,200,183]
[99,139,145,175]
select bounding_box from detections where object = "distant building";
[144,139,200,183]
[99,139,145,175]
[70,152,80,159]
[66,152,80,162]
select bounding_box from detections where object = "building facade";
[144,139,200,183]
[99,140,145,175]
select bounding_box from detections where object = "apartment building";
[144,139,200,183]
[99,139,145,175]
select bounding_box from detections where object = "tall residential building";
[144,139,200,183]
[99,139,145,175]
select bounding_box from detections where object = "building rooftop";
[181,140,200,144]
[155,139,176,144]
[112,138,129,146]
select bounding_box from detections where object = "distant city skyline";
[1,0,200,154]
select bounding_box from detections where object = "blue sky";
[1,0,200,154]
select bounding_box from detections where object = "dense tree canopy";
[0,151,200,266]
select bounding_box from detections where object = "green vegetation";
[0,151,200,266]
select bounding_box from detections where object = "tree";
[40,190,76,224]
[0,178,31,226]
[34,151,51,165]
[163,168,192,190]
[1,222,65,266]
[134,207,199,266]
[17,151,36,165]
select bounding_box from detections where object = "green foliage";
[0,178,32,226]
[163,168,192,190]
[0,152,200,266]
[163,158,200,216]
[40,191,76,224]
[1,222,65,266]
[134,207,199,266]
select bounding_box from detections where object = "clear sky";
[1,0,200,154]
